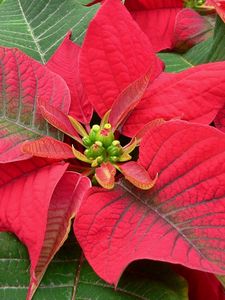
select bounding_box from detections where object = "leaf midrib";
[17,0,46,64]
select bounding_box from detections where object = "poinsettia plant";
[2,0,225,299]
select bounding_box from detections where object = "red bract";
[175,265,225,300]
[0,47,71,163]
[0,158,90,299]
[206,0,225,21]
[46,32,93,125]
[79,0,225,137]
[74,121,225,282]
[124,0,211,52]
[1,0,225,299]
[87,0,211,52]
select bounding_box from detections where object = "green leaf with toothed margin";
[0,232,188,300]
[0,0,98,63]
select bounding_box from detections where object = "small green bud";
[92,124,100,132]
[96,155,104,164]
[112,140,120,146]
[89,142,105,158]
[82,136,92,147]
[109,156,119,163]
[96,126,114,148]
[95,141,103,147]
[89,124,100,142]
[84,149,93,159]
[107,143,123,157]
[104,123,111,129]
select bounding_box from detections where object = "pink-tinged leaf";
[22,137,74,160]
[79,0,163,117]
[206,0,225,22]
[122,62,225,137]
[27,171,91,300]
[95,162,116,189]
[38,100,82,143]
[174,265,225,300]
[109,69,150,130]
[46,32,93,124]
[117,161,157,190]
[74,120,225,285]
[172,8,212,53]
[0,47,70,163]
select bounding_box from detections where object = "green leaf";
[0,0,98,63]
[158,53,194,72]
[205,16,225,62]
[158,37,213,73]
[182,37,213,65]
[0,232,188,300]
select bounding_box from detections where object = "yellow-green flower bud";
[109,156,119,163]
[96,123,114,148]
[89,142,105,158]
[107,142,123,157]
[89,124,100,142]
[82,136,92,147]
[96,155,104,164]
[84,149,93,159]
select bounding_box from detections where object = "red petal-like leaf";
[109,69,150,130]
[125,1,209,52]
[0,159,91,299]
[80,0,163,117]
[175,265,225,300]
[46,32,93,124]
[134,118,166,144]
[27,171,91,300]
[117,161,157,190]
[22,137,74,159]
[0,160,68,272]
[95,162,116,189]
[0,47,70,162]
[206,0,225,22]
[123,62,225,137]
[172,8,212,53]
[38,100,82,143]
[74,121,225,285]
[125,1,182,52]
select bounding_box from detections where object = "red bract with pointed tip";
[1,0,225,299]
